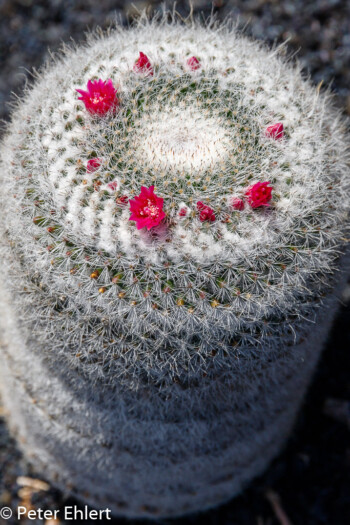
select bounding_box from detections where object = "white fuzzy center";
[135,107,230,173]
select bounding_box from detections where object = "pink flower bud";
[87,158,102,173]
[107,181,118,191]
[265,122,284,140]
[133,52,153,76]
[197,201,216,222]
[231,197,245,211]
[187,56,201,71]
[116,195,129,206]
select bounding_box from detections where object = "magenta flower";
[265,122,284,140]
[76,79,119,115]
[87,158,102,173]
[133,52,153,76]
[187,56,201,71]
[231,197,245,211]
[129,186,165,230]
[197,201,216,222]
[245,181,273,208]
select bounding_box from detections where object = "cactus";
[0,15,349,519]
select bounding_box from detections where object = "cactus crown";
[1,15,349,390]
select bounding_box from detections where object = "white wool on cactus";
[0,14,349,519]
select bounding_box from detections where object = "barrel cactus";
[0,15,349,519]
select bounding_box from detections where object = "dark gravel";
[0,2,349,524]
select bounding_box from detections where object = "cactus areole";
[0,15,349,519]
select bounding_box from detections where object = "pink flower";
[129,186,165,230]
[87,158,102,173]
[133,52,153,76]
[187,56,201,70]
[179,207,188,217]
[76,79,119,115]
[197,201,216,222]
[107,180,118,191]
[265,122,284,140]
[245,181,273,208]
[231,197,245,211]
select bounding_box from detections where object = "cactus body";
[0,17,349,518]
